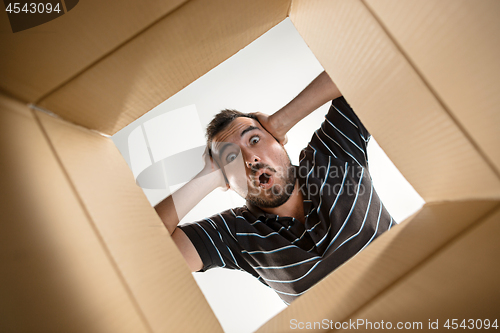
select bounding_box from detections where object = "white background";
[112,19,424,333]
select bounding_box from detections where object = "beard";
[245,159,296,209]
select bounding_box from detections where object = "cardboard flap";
[289,0,500,202]
[37,0,291,135]
[35,110,223,333]
[0,0,188,103]
[365,0,500,176]
[0,94,149,332]
[339,204,500,329]
[3,1,499,331]
[256,200,499,333]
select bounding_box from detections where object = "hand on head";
[202,146,230,191]
[250,112,288,145]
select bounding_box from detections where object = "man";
[155,71,394,304]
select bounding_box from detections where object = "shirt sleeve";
[178,212,245,272]
[308,97,371,167]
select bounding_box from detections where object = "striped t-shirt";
[179,97,395,304]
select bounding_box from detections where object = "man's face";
[211,117,296,208]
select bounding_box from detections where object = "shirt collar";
[245,201,275,220]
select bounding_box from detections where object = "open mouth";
[259,173,271,184]
[255,171,273,188]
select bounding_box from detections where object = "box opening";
[112,18,424,333]
[3,1,499,332]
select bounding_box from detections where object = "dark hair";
[206,109,257,156]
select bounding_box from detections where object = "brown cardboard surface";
[256,200,499,333]
[0,94,149,332]
[289,0,500,202]
[35,111,222,333]
[364,0,500,176]
[338,205,500,332]
[0,0,188,103]
[2,1,500,331]
[38,0,291,135]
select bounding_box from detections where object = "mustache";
[250,163,276,176]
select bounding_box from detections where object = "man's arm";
[255,71,341,143]
[154,149,227,271]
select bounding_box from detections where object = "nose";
[246,155,260,168]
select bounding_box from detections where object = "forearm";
[271,71,341,137]
[154,170,220,234]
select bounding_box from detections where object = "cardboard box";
[1,0,499,332]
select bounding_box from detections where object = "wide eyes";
[226,153,237,164]
[250,136,260,145]
[224,135,259,163]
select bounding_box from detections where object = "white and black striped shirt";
[180,97,394,304]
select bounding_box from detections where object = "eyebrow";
[217,143,231,160]
[240,125,260,137]
[215,125,261,159]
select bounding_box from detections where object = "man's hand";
[252,72,341,143]
[251,112,288,145]
[202,147,229,190]
[155,147,228,235]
